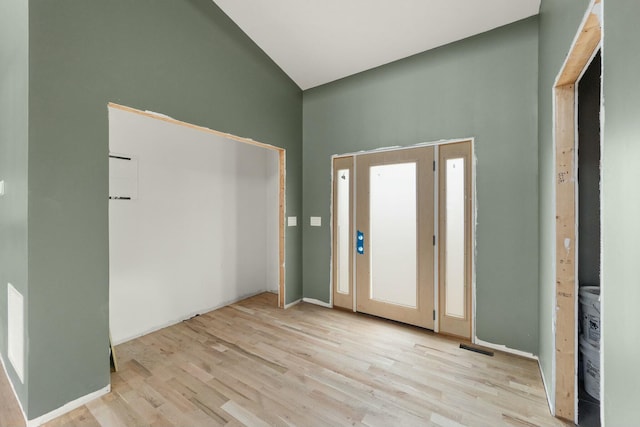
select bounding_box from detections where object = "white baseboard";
[112,289,272,345]
[284,298,302,309]
[0,353,27,423]
[538,358,555,416]
[302,297,332,308]
[27,384,110,427]
[473,337,538,360]
[2,353,111,427]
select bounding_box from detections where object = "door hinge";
[433,235,436,246]
[433,160,436,171]
[433,310,436,320]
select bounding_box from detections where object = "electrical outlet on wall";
[0,180,5,196]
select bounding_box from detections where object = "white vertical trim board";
[538,357,555,416]
[7,283,24,384]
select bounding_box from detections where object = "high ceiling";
[212,0,541,90]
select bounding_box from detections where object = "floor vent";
[460,344,494,357]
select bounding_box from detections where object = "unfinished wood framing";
[554,84,577,420]
[278,150,286,308]
[553,0,601,421]
[108,103,287,309]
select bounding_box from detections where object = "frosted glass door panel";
[445,158,465,319]
[336,169,350,294]
[369,163,417,308]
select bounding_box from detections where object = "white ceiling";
[213,0,540,90]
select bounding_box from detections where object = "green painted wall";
[0,0,29,412]
[303,18,540,353]
[537,0,591,408]
[27,0,301,419]
[600,1,640,423]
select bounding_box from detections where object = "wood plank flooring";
[2,293,569,426]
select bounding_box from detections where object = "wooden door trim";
[437,141,473,340]
[552,0,602,421]
[331,156,354,310]
[107,103,288,309]
[354,146,435,329]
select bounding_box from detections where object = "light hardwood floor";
[3,293,570,426]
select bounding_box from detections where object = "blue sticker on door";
[357,230,365,254]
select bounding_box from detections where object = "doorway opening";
[331,139,474,340]
[552,0,602,423]
[107,103,286,345]
[577,50,602,427]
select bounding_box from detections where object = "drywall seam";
[302,298,332,308]
[0,353,26,424]
[26,385,110,427]
[474,337,537,360]
[112,290,270,346]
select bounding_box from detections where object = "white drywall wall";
[108,107,279,344]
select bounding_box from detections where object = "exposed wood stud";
[553,0,602,421]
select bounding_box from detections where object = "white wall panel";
[108,108,279,344]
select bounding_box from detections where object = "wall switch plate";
[287,216,297,227]
[310,216,322,227]
[0,180,4,196]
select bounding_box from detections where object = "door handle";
[357,230,365,254]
